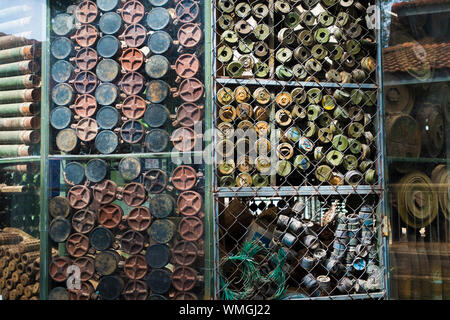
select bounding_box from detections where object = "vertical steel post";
[39,0,50,300]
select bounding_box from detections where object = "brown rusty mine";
[72,24,98,47]
[178,23,202,48]
[72,209,96,234]
[119,0,145,25]
[120,95,147,120]
[123,280,148,300]
[68,281,94,300]
[143,169,169,194]
[72,94,97,118]
[76,1,98,24]
[74,117,98,142]
[67,185,91,210]
[173,103,203,127]
[174,54,200,79]
[120,48,144,72]
[124,255,147,280]
[49,256,72,282]
[178,216,203,241]
[98,203,123,229]
[177,190,203,216]
[92,179,117,205]
[120,182,147,207]
[171,266,197,292]
[120,230,145,255]
[170,165,198,191]
[172,240,198,266]
[175,0,199,23]
[66,233,90,258]
[72,71,98,94]
[73,256,95,281]
[72,47,98,71]
[119,120,145,144]
[127,206,152,232]
[121,24,147,48]
[176,78,204,103]
[119,72,144,95]
[171,127,197,152]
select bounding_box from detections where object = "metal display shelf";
[216,77,378,89]
[0,156,41,164]
[283,292,385,300]
[48,151,204,160]
[384,74,450,86]
[394,2,450,17]
[215,185,384,197]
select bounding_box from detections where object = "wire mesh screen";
[211,0,386,300]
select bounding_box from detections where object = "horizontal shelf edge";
[48,151,204,161]
[0,156,40,164]
[282,292,385,300]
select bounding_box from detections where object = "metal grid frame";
[210,0,388,300]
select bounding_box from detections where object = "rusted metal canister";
[0,74,40,91]
[97,35,120,59]
[0,130,39,144]
[0,88,40,104]
[0,45,38,64]
[0,116,39,130]
[51,37,73,60]
[0,35,35,50]
[0,102,37,117]
[146,7,171,30]
[97,275,124,300]
[99,12,122,35]
[0,60,39,77]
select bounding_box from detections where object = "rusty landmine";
[120,0,145,25]
[119,72,144,95]
[75,1,98,24]
[174,292,198,300]
[175,0,199,23]
[121,95,147,120]
[178,216,203,241]
[171,266,197,292]
[73,47,98,71]
[49,256,72,282]
[68,281,94,300]
[120,48,144,72]
[75,117,98,142]
[174,54,200,79]
[177,190,203,216]
[120,120,145,144]
[73,24,98,47]
[92,179,117,205]
[143,169,169,194]
[171,127,196,152]
[121,182,147,207]
[171,165,198,191]
[67,185,91,210]
[120,230,145,255]
[66,233,90,258]
[127,206,152,231]
[123,280,148,300]
[72,209,96,234]
[172,240,198,266]
[124,255,148,280]
[177,78,204,103]
[73,71,97,94]
[177,23,202,48]
[97,203,123,229]
[73,94,97,118]
[121,24,147,48]
[174,103,203,127]
[73,256,95,281]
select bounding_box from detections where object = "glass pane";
[381,0,450,299]
[0,0,43,301]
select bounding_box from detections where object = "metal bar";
[0,156,40,164]
[39,0,49,301]
[283,292,385,300]
[203,0,215,301]
[216,77,378,89]
[216,185,383,197]
[48,151,204,160]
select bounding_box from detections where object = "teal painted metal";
[39,0,50,301]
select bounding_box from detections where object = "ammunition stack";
[0,228,41,300]
[0,7,41,158]
[48,158,205,300]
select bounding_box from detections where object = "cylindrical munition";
[277,142,294,160]
[277,160,292,177]
[234,20,252,36]
[318,112,332,127]
[0,35,34,50]
[294,154,310,171]
[219,175,235,187]
[343,155,358,171]
[0,130,40,144]
[0,88,40,104]
[234,86,251,103]
[216,139,234,158]
[0,74,40,91]
[361,56,376,73]
[237,155,253,173]
[302,274,318,290]
[297,30,314,46]
[253,87,271,105]
[300,11,316,27]
[325,69,341,82]
[0,116,39,130]
[0,60,38,77]
[252,173,268,187]
[275,47,292,64]
[255,121,270,136]
[217,14,234,30]
[305,58,322,74]
[275,65,292,80]
[301,255,315,270]
[318,127,333,143]
[235,2,251,19]
[284,12,300,28]
[254,62,270,78]
[252,2,269,19]
[236,172,252,187]
[216,87,234,105]
[0,162,38,173]
[218,159,235,176]
[0,102,37,117]
[0,45,38,64]
[0,144,31,156]
[345,170,363,185]
[253,24,270,41]
[315,28,330,43]
[294,46,310,62]
[278,28,296,46]
[218,105,236,122]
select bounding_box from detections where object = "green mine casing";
[0,88,40,104]
[0,130,40,144]
[0,45,39,64]
[0,116,40,130]
[0,102,38,117]
[0,60,39,77]
[0,35,35,50]
[0,74,40,90]
[0,144,31,156]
